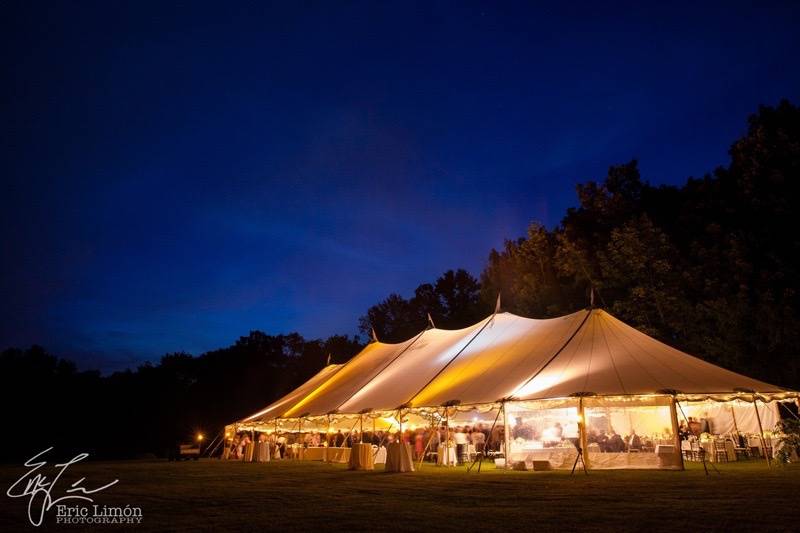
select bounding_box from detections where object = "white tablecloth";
[287,444,303,460]
[373,445,387,464]
[254,441,270,462]
[437,444,457,466]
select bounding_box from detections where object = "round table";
[437,444,457,466]
[385,442,415,472]
[348,443,375,470]
[373,445,387,464]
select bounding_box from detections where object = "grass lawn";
[1,458,798,532]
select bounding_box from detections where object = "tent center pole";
[669,396,684,471]
[578,397,589,470]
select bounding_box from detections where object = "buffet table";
[325,447,351,463]
[508,444,577,469]
[303,447,326,461]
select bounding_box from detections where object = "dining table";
[324,446,351,463]
[437,444,457,466]
[348,443,374,470]
[373,445,387,464]
[385,442,415,472]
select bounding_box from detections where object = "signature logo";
[6,447,119,527]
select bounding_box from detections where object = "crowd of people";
[225,423,503,463]
[585,428,664,452]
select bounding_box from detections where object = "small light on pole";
[197,433,204,442]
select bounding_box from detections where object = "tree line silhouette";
[2,100,798,461]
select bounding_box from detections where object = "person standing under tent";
[471,426,485,453]
[454,427,468,464]
[414,431,424,460]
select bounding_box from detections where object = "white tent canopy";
[231,308,797,471]
[239,309,795,424]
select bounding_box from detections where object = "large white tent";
[229,308,798,470]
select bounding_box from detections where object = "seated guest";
[606,431,626,452]
[688,417,701,436]
[595,432,609,451]
[678,421,690,441]
[628,430,642,450]
[512,417,534,440]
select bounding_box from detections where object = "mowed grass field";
[1,458,798,532]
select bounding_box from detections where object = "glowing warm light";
[513,374,564,398]
[197,433,204,442]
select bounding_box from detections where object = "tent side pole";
[670,396,684,471]
[444,408,450,467]
[578,397,589,470]
[326,415,332,461]
[752,394,771,468]
[502,402,510,470]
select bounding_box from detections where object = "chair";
[681,440,693,460]
[691,440,702,462]
[713,439,728,463]
[733,445,749,460]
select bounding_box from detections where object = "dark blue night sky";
[2,1,799,371]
